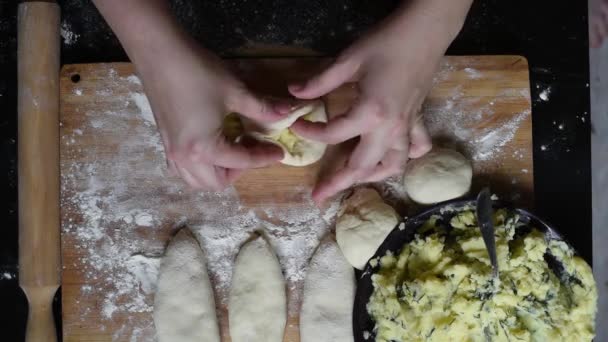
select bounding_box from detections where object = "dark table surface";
[0,0,591,340]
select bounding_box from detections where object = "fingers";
[227,88,292,122]
[290,98,384,144]
[176,135,283,169]
[167,159,179,177]
[408,118,432,158]
[313,149,405,205]
[312,166,368,205]
[175,160,246,191]
[365,149,407,183]
[226,168,245,183]
[177,164,228,191]
[288,57,360,99]
[347,129,393,169]
[312,118,424,204]
[211,137,284,168]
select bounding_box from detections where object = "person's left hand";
[288,0,471,205]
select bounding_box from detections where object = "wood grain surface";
[60,56,532,341]
[18,3,61,342]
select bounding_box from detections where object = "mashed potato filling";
[368,209,597,342]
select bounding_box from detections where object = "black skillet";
[352,197,568,342]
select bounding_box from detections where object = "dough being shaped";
[229,235,286,342]
[243,100,328,166]
[335,188,400,270]
[300,236,355,342]
[154,228,220,342]
[403,148,472,204]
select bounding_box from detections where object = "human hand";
[138,39,290,191]
[92,0,291,191]
[288,0,471,205]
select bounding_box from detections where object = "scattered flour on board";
[125,75,142,85]
[424,83,530,162]
[464,67,483,79]
[62,64,530,340]
[130,93,156,127]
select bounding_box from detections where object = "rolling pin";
[18,2,61,342]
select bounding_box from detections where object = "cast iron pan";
[352,197,568,342]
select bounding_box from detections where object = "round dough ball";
[243,100,328,167]
[335,188,400,270]
[403,148,472,204]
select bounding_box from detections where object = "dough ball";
[335,188,400,270]
[242,100,328,166]
[403,148,472,204]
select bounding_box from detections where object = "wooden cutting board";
[60,56,532,342]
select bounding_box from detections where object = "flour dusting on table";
[424,94,530,162]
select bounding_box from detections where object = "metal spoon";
[476,187,499,279]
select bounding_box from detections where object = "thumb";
[227,88,290,123]
[288,57,359,99]
[408,118,432,159]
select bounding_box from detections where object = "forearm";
[388,0,473,49]
[91,0,193,73]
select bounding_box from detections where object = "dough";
[153,229,220,342]
[300,236,355,342]
[335,188,400,270]
[403,148,472,204]
[243,100,328,166]
[229,235,286,342]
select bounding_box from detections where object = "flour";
[126,254,161,294]
[62,68,176,339]
[134,211,156,227]
[472,110,530,160]
[539,86,552,101]
[464,67,483,79]
[191,193,341,314]
[125,75,142,85]
[424,94,530,161]
[60,21,80,45]
[130,92,156,126]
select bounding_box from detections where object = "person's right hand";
[137,39,288,191]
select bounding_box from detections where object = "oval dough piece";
[403,148,472,204]
[300,236,355,342]
[335,188,400,270]
[154,229,220,342]
[244,100,328,166]
[229,235,286,342]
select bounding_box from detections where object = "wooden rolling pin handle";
[22,286,58,342]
